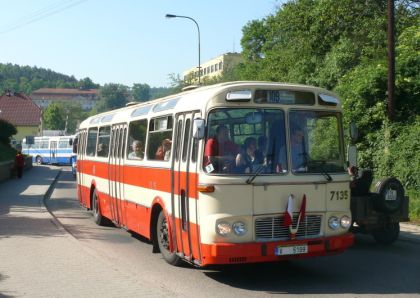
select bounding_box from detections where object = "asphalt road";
[45,169,420,297]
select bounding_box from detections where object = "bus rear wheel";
[36,156,42,164]
[156,210,182,266]
[92,189,111,226]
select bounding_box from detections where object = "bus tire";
[36,156,42,165]
[156,210,182,266]
[92,189,111,226]
[372,222,400,245]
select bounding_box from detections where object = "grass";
[0,143,17,162]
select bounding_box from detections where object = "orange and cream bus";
[74,81,354,266]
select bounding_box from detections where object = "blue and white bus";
[22,135,76,165]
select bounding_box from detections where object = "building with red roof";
[0,90,42,142]
[31,88,99,110]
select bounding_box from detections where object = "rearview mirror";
[349,122,358,144]
[193,118,205,139]
[245,112,262,124]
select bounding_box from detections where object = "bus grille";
[255,214,322,241]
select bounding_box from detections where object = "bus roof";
[79,81,340,129]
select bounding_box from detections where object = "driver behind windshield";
[290,125,307,171]
[204,125,239,173]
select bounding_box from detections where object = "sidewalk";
[0,165,167,297]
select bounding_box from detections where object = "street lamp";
[165,14,201,85]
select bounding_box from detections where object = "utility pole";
[387,0,395,121]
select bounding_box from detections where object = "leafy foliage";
[233,0,419,197]
[0,63,99,94]
[0,119,17,145]
[132,83,151,102]
[95,84,130,113]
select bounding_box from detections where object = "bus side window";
[147,116,173,161]
[97,126,111,157]
[86,127,98,156]
[127,119,147,160]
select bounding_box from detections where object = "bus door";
[109,124,127,227]
[172,112,196,260]
[50,140,57,164]
[77,131,87,206]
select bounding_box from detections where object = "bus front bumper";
[200,233,354,266]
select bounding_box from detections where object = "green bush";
[0,142,17,162]
[371,117,420,191]
[0,119,17,145]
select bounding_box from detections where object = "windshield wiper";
[246,163,267,184]
[302,159,333,182]
[322,171,333,182]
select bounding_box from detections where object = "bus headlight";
[232,221,247,236]
[340,215,351,229]
[328,216,340,230]
[216,222,231,236]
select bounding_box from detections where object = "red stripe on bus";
[77,160,199,199]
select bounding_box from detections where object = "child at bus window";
[128,140,144,160]
[155,139,172,161]
[235,137,259,173]
[204,125,239,173]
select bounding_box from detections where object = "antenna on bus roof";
[182,85,199,92]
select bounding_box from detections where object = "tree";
[96,84,130,112]
[0,119,17,145]
[43,103,65,130]
[78,77,98,89]
[132,83,151,102]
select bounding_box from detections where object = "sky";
[0,0,282,88]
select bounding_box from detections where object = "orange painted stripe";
[77,160,199,199]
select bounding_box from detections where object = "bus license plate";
[275,244,308,256]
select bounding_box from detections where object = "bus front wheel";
[36,156,42,164]
[156,211,182,266]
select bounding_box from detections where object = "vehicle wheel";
[372,222,400,245]
[156,210,182,266]
[92,189,112,226]
[36,156,42,165]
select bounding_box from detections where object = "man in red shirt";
[15,149,25,179]
[204,125,238,173]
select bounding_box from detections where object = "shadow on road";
[203,234,420,295]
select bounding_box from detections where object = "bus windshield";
[203,108,345,175]
[289,110,345,174]
[204,108,287,174]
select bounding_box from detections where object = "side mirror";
[72,137,78,154]
[193,118,205,139]
[347,144,357,168]
[349,122,358,144]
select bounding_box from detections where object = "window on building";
[211,65,214,73]
[219,62,223,70]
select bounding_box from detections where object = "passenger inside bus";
[97,143,108,157]
[235,137,261,173]
[255,135,268,165]
[155,139,172,161]
[128,140,144,160]
[290,125,308,171]
[204,125,239,173]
